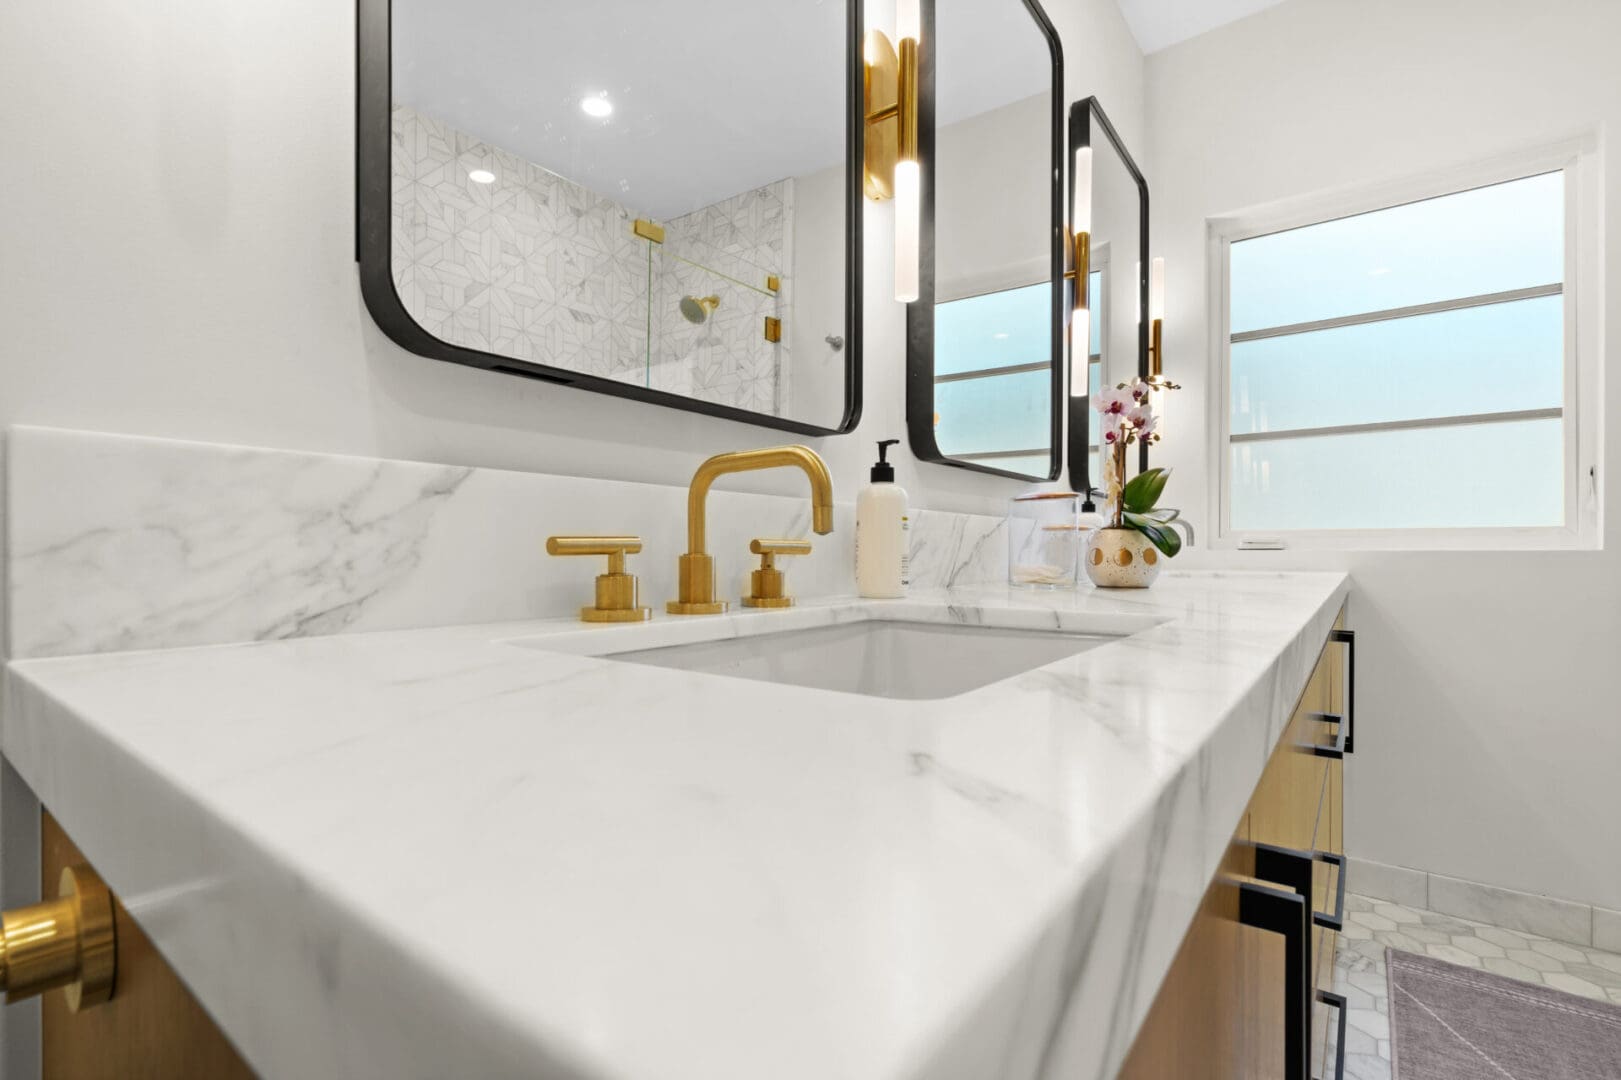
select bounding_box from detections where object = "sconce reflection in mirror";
[1148,256,1165,379]
[863,0,921,302]
[1067,144,1093,391]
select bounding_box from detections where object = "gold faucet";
[669,446,834,615]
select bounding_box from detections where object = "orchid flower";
[1093,386,1133,416]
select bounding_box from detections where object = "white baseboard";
[1347,856,1621,951]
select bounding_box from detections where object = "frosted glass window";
[1225,170,1568,533]
[935,283,1049,377]
[1231,296,1563,436]
[1231,172,1563,333]
[1231,420,1562,532]
[935,368,1051,458]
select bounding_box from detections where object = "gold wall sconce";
[863,0,921,302]
[1065,146,1092,397]
[0,864,116,1011]
[1148,256,1165,378]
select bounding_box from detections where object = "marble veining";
[5,427,1008,659]
[3,573,1349,1080]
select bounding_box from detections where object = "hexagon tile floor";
[1328,893,1621,1080]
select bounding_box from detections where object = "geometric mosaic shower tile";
[390,106,791,415]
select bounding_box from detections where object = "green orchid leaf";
[1122,467,1171,513]
[1125,513,1182,558]
[1137,507,1181,524]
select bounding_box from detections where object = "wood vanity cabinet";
[40,812,254,1080]
[1118,610,1350,1080]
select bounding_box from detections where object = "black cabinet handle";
[1239,880,1311,1080]
[1317,989,1348,1080]
[1254,844,1349,933]
[1329,629,1355,754]
[1305,712,1346,759]
[1248,847,1352,1079]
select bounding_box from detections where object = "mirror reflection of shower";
[680,294,721,325]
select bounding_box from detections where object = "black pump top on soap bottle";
[871,439,899,483]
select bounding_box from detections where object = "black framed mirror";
[1066,96,1150,499]
[904,0,1065,482]
[357,0,863,436]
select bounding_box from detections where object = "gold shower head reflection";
[680,295,721,325]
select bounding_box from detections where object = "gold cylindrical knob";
[743,538,812,608]
[546,536,652,623]
[0,863,116,1011]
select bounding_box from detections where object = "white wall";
[1147,0,1621,909]
[0,0,1141,520]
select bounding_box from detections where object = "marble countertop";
[2,571,1348,1080]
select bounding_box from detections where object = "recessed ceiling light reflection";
[580,94,613,119]
[468,169,496,184]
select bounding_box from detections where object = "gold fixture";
[862,29,917,201]
[0,864,116,1011]
[863,31,899,199]
[680,295,720,325]
[670,447,835,615]
[1063,231,1091,313]
[633,219,665,244]
[766,274,781,293]
[546,536,653,622]
[742,538,812,608]
[1148,256,1166,379]
[764,316,782,343]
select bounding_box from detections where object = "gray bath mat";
[1387,947,1621,1079]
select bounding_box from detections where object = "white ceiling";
[1113,0,1289,53]
[393,0,1052,221]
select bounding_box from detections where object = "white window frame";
[1205,136,1602,552]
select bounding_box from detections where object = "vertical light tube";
[1071,144,1095,397]
[894,0,921,303]
[1148,257,1167,428]
[1070,308,1090,397]
[896,0,920,45]
[1072,147,1093,238]
[894,161,920,303]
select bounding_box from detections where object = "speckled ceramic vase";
[1084,526,1162,588]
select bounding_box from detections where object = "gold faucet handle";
[743,538,812,608]
[545,536,652,623]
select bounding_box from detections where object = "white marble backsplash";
[4,427,1006,659]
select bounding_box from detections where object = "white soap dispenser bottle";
[855,439,909,598]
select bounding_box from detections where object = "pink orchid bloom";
[1094,386,1133,415]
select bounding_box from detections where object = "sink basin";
[509,607,1147,700]
[608,620,1117,700]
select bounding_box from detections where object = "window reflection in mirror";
[917,0,1062,480]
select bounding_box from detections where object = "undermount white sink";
[509,606,1150,700]
[608,620,1117,699]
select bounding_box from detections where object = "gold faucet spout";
[671,445,834,615]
